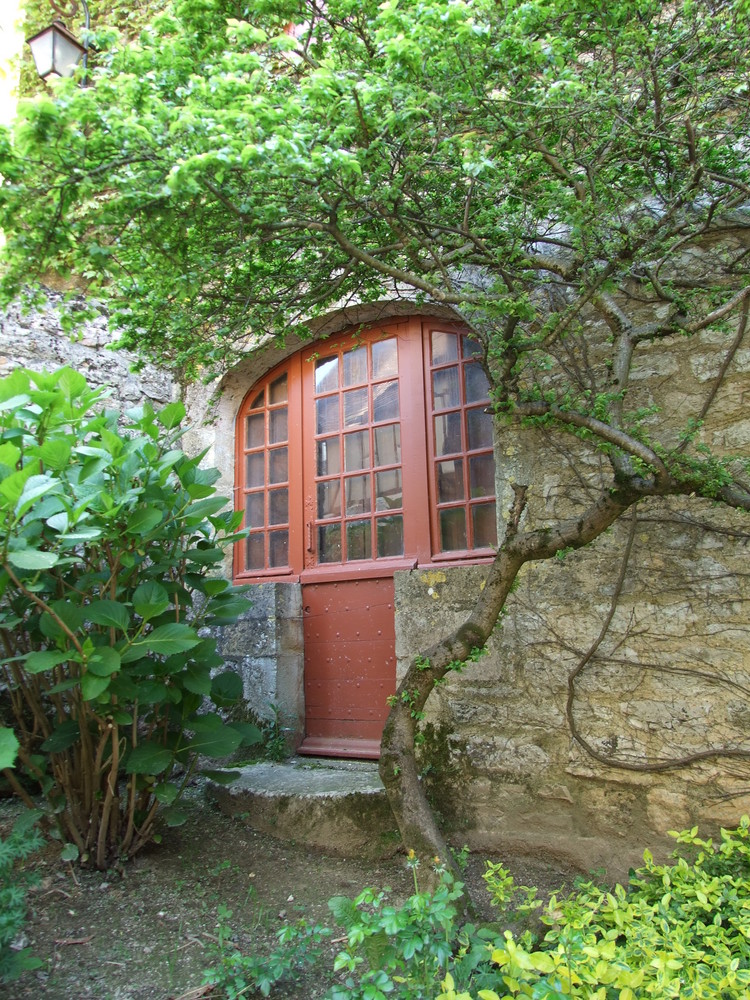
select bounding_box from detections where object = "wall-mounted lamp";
[26,0,90,81]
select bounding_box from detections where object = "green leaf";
[60,843,79,862]
[86,600,130,632]
[163,805,189,827]
[41,719,80,753]
[87,646,121,677]
[40,600,84,639]
[229,722,263,748]
[125,742,174,775]
[156,401,186,429]
[24,649,71,674]
[153,781,180,805]
[6,549,59,570]
[47,677,78,694]
[81,672,111,701]
[126,506,163,535]
[210,670,243,707]
[126,622,200,659]
[39,439,72,470]
[187,714,242,758]
[132,581,170,621]
[0,726,19,769]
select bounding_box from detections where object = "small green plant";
[0,810,44,983]
[327,852,468,999]
[0,368,262,868]
[201,904,331,998]
[443,816,750,1000]
[262,703,289,762]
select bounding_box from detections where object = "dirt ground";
[1,791,583,1000]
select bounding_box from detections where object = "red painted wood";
[301,578,396,753]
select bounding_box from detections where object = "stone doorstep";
[205,758,400,859]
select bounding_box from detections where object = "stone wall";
[0,295,173,407]
[215,583,304,734]
[391,318,750,878]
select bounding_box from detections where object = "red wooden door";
[298,323,428,758]
[300,578,396,758]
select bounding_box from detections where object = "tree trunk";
[379,485,640,868]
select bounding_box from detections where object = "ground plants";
[0,367,260,869]
[0,809,43,984]
[201,819,750,999]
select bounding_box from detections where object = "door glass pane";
[317,437,340,476]
[246,532,264,569]
[432,367,460,410]
[344,430,370,471]
[246,413,264,449]
[269,373,288,404]
[372,338,398,378]
[344,387,368,426]
[374,423,400,467]
[469,455,495,497]
[373,380,399,422]
[343,346,368,387]
[376,469,402,510]
[269,447,288,484]
[315,356,339,393]
[269,408,288,444]
[345,475,371,515]
[437,460,465,503]
[245,492,264,529]
[347,519,371,561]
[439,508,467,551]
[462,335,483,358]
[472,503,497,547]
[467,407,493,450]
[434,412,462,456]
[377,515,403,557]
[317,480,341,519]
[246,452,265,488]
[316,395,339,434]
[269,530,289,567]
[431,330,458,365]
[268,488,288,525]
[318,523,342,563]
[250,389,264,409]
[464,362,490,403]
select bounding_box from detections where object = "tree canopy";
[1,0,748,376]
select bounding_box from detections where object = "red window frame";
[234,318,496,582]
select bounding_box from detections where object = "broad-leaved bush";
[0,367,259,868]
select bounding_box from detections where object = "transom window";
[234,318,497,580]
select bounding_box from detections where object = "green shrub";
[0,810,43,983]
[441,816,750,1000]
[0,367,260,868]
[202,820,750,999]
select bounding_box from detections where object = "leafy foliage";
[2,0,749,389]
[0,367,260,868]
[0,810,43,984]
[202,820,750,999]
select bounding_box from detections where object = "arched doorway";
[234,317,496,757]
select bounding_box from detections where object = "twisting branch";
[567,511,750,772]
